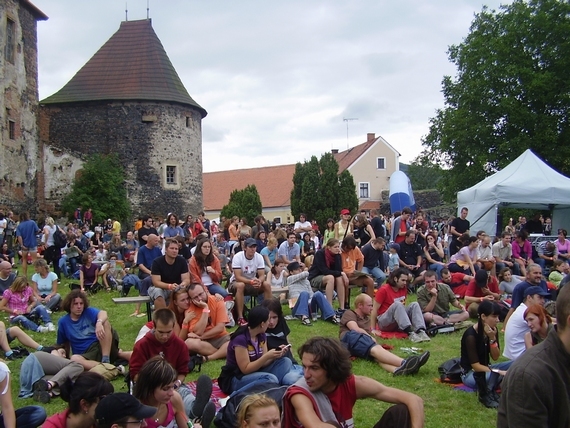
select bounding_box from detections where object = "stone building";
[39,18,207,218]
[0,0,47,212]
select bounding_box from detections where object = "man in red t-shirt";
[282,336,424,428]
[370,268,431,343]
[441,268,473,298]
[464,269,501,318]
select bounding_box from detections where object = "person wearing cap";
[96,393,157,428]
[277,232,301,265]
[503,285,549,361]
[498,283,570,427]
[464,270,501,318]
[149,238,190,310]
[228,237,272,326]
[286,261,338,326]
[388,242,401,273]
[504,264,550,327]
[334,209,353,240]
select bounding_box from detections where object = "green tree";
[422,0,570,201]
[220,184,262,225]
[290,153,358,232]
[406,159,445,191]
[61,154,131,224]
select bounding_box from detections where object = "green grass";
[9,279,505,427]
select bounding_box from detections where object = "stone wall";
[0,0,41,213]
[39,101,203,218]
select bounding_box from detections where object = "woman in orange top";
[189,238,227,297]
[341,235,375,305]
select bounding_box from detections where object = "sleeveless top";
[145,402,175,428]
[271,270,286,288]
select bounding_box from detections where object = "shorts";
[81,328,120,363]
[437,309,464,318]
[204,334,230,349]
[340,330,376,359]
[309,275,325,290]
[5,328,14,343]
[147,286,172,302]
[23,246,37,252]
[228,280,263,296]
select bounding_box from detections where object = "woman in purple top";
[511,230,533,274]
[79,254,100,293]
[222,306,292,393]
[448,235,479,276]
[556,229,570,261]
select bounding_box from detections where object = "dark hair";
[402,207,412,215]
[476,300,502,338]
[193,238,214,271]
[255,230,266,239]
[498,267,512,281]
[467,236,479,245]
[405,229,416,238]
[164,238,178,249]
[559,229,568,237]
[166,213,178,226]
[424,270,437,279]
[341,235,357,250]
[230,306,269,340]
[386,268,410,287]
[271,257,287,275]
[500,232,512,238]
[133,357,177,403]
[326,218,335,230]
[515,230,528,240]
[62,289,90,313]
[298,337,351,385]
[260,297,283,319]
[152,308,176,327]
[303,233,311,243]
[142,215,152,222]
[167,288,189,326]
[60,372,114,414]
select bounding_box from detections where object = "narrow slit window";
[166,165,176,184]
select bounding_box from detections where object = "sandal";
[301,316,312,326]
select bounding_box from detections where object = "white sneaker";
[418,330,431,342]
[37,326,49,334]
[409,332,422,343]
[46,322,56,332]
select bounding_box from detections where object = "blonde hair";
[11,276,29,293]
[237,394,279,427]
[45,216,55,226]
[33,258,49,271]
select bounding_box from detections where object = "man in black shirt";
[398,230,425,286]
[137,215,158,247]
[370,209,385,239]
[149,238,190,309]
[450,207,470,257]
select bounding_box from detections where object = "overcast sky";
[33,0,510,172]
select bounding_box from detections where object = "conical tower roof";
[41,19,206,117]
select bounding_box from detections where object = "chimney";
[367,133,376,142]
[331,149,339,154]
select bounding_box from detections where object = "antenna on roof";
[125,2,128,21]
[343,117,358,149]
[147,0,150,19]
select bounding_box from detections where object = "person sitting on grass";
[56,289,131,370]
[523,304,553,349]
[460,300,511,409]
[548,259,569,288]
[79,253,100,293]
[0,276,55,334]
[370,268,431,343]
[237,394,281,428]
[340,293,430,376]
[286,261,339,326]
[31,258,61,312]
[95,393,156,428]
[0,320,52,360]
[282,336,424,428]
[417,270,469,326]
[498,267,522,296]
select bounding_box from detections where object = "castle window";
[166,165,177,185]
[376,157,386,170]
[5,19,15,63]
[8,120,15,140]
[186,117,191,127]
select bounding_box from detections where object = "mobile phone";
[284,343,292,349]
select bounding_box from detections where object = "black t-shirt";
[460,325,500,372]
[370,216,385,238]
[265,317,296,363]
[151,255,189,284]
[138,226,158,247]
[451,218,470,241]
[398,241,423,265]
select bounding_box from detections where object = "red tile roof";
[203,164,296,211]
[40,19,206,116]
[333,139,376,171]
[359,200,382,211]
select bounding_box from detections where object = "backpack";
[53,227,67,248]
[438,357,464,384]
[214,382,287,428]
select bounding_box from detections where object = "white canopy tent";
[456,149,570,235]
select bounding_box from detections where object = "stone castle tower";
[38,18,207,218]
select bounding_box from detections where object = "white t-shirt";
[230,251,265,282]
[503,302,529,360]
[0,362,9,394]
[32,271,58,294]
[0,219,6,235]
[294,221,312,238]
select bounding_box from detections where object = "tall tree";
[61,154,131,224]
[220,184,262,225]
[406,159,445,191]
[422,0,570,201]
[290,153,359,231]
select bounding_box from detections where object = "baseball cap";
[524,286,549,299]
[244,237,257,247]
[340,209,350,215]
[96,393,156,425]
[287,261,301,272]
[475,270,489,287]
[389,243,400,251]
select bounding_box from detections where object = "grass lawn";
[9,278,506,427]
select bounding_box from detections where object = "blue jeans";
[428,263,445,279]
[496,262,521,276]
[292,291,335,320]
[231,357,293,391]
[59,255,69,277]
[0,405,47,428]
[282,363,304,385]
[206,283,228,297]
[11,305,52,332]
[461,361,512,390]
[361,266,386,285]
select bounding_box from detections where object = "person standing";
[449,207,470,257]
[15,212,40,278]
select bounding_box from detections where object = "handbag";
[438,357,464,384]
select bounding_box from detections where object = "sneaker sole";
[33,390,51,403]
[199,401,216,428]
[394,356,420,376]
[417,351,430,370]
[192,375,213,418]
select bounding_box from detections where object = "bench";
[112,296,152,322]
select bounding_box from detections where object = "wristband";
[169,284,174,290]
[97,319,103,323]
[250,279,255,285]
[480,297,483,302]
[182,323,189,330]
[490,342,498,348]
[202,309,211,314]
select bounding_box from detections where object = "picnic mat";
[377,330,408,339]
[187,378,228,412]
[434,378,475,393]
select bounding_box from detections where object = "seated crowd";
[1,206,568,428]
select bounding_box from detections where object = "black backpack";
[53,227,67,248]
[438,357,464,384]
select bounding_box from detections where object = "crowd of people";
[0,205,567,427]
